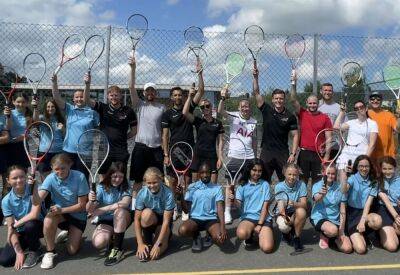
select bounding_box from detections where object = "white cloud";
[166,0,179,5]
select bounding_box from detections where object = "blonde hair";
[282,163,301,175]
[143,167,163,182]
[51,153,73,167]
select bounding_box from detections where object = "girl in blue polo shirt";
[274,163,308,253]
[0,165,43,270]
[134,167,175,262]
[178,163,227,253]
[376,156,400,252]
[7,93,32,168]
[32,98,65,178]
[311,165,352,253]
[342,154,382,254]
[32,153,89,269]
[86,162,132,266]
[234,159,274,253]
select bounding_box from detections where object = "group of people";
[0,54,400,271]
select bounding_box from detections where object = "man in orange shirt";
[367,91,400,164]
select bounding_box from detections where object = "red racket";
[170,141,193,191]
[54,33,85,75]
[0,66,18,117]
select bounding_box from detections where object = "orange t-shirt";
[368,109,397,159]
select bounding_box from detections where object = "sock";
[113,232,125,250]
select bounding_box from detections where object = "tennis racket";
[77,129,110,193]
[84,34,105,75]
[383,64,400,110]
[186,47,207,74]
[224,52,245,96]
[126,13,148,54]
[0,66,18,117]
[184,26,206,74]
[23,121,54,179]
[284,34,305,85]
[54,34,85,75]
[244,25,264,65]
[268,190,290,220]
[221,137,247,202]
[169,141,193,190]
[23,53,46,100]
[341,61,362,104]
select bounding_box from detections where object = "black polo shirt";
[94,102,137,157]
[161,106,195,146]
[259,103,297,152]
[193,116,224,157]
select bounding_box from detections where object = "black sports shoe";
[104,248,124,266]
[191,235,203,252]
[22,250,40,269]
[293,237,304,252]
[282,232,293,246]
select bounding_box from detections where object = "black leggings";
[0,220,43,267]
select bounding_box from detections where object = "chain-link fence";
[1,21,400,107]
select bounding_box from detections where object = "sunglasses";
[354,105,365,111]
[200,104,211,110]
[370,97,381,102]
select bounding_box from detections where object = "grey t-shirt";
[135,100,166,148]
[319,100,340,125]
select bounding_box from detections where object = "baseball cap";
[143,82,156,91]
[369,91,382,99]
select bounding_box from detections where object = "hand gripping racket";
[23,53,46,100]
[54,33,85,75]
[268,190,290,221]
[169,141,193,190]
[0,66,18,118]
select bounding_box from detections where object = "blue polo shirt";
[96,184,132,220]
[0,115,5,132]
[39,115,63,153]
[185,180,224,220]
[236,180,272,221]
[346,172,378,209]
[39,169,89,221]
[1,184,44,232]
[274,180,307,202]
[135,184,175,215]
[311,180,346,225]
[379,175,400,207]
[63,102,99,153]
[9,109,26,140]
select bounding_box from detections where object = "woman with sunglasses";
[334,100,378,186]
[182,89,224,183]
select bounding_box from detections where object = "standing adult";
[318,83,341,125]
[290,72,332,185]
[253,66,298,183]
[367,91,400,165]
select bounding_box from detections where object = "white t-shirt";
[226,111,257,159]
[318,100,340,125]
[135,100,166,148]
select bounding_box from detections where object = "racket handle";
[346,160,352,178]
[290,69,296,85]
[229,185,235,203]
[91,182,96,193]
[396,99,400,110]
[323,175,327,189]
[54,66,61,76]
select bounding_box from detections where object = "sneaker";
[22,250,40,269]
[55,230,68,244]
[181,212,189,221]
[191,235,203,252]
[40,252,57,269]
[224,211,232,225]
[319,234,329,249]
[104,248,124,266]
[91,216,99,225]
[203,233,213,248]
[243,237,255,250]
[293,237,304,252]
[173,207,179,221]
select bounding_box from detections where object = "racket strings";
[77,131,109,176]
[285,34,305,59]
[84,35,105,63]
[127,15,148,40]
[244,25,264,54]
[342,63,362,87]
[23,53,46,84]
[25,127,41,159]
[170,146,193,171]
[383,65,400,90]
[184,26,204,49]
[225,53,245,78]
[63,35,85,59]
[186,47,207,73]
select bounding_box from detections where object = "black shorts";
[97,211,135,228]
[225,158,254,183]
[346,206,375,236]
[242,218,273,229]
[37,152,60,173]
[191,218,219,231]
[260,148,288,182]
[98,153,129,175]
[0,145,7,174]
[297,149,321,184]
[58,213,87,233]
[377,204,400,227]
[190,153,218,174]
[310,218,330,232]
[130,143,163,183]
[6,142,30,168]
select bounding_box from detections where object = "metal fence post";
[313,33,319,95]
[103,25,112,103]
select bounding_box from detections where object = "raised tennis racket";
[383,64,400,109]
[284,34,305,85]
[23,53,46,100]
[184,26,206,74]
[0,66,18,117]
[224,52,245,94]
[221,137,247,202]
[84,34,105,75]
[54,34,85,75]
[244,25,264,65]
[77,129,110,193]
[341,61,362,104]
[126,13,148,54]
[23,121,54,179]
[170,141,193,190]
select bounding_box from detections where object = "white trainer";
[181,212,189,221]
[40,252,57,269]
